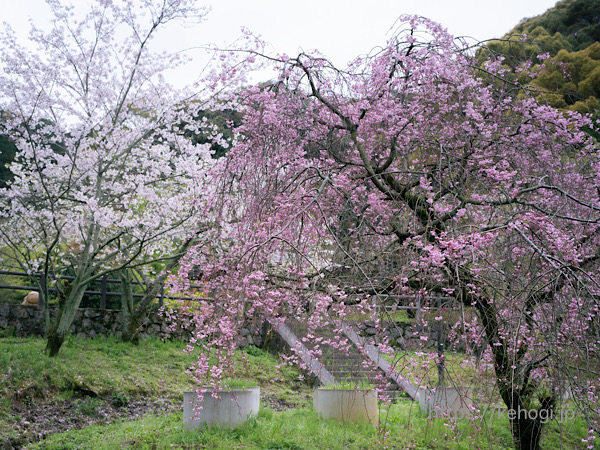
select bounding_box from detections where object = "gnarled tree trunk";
[120,236,198,345]
[44,280,88,356]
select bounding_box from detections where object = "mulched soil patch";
[2,393,300,449]
[3,397,179,449]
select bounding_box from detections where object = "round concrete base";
[184,387,260,430]
[418,386,473,418]
[313,388,378,425]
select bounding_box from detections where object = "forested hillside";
[486,0,600,117]
[511,0,600,52]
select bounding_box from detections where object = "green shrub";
[0,326,16,338]
[110,392,129,408]
[243,345,264,357]
[75,397,103,417]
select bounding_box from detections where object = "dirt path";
[3,393,300,448]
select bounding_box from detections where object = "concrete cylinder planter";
[184,386,260,430]
[418,386,473,418]
[313,388,378,425]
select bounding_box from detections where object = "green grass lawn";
[28,399,590,449]
[0,335,306,405]
[0,335,591,449]
[382,349,493,389]
[0,334,197,406]
[0,334,310,446]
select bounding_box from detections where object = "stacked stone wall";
[355,320,459,351]
[0,303,187,340]
[0,303,267,347]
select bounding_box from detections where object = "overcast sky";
[203,0,559,61]
[2,0,560,85]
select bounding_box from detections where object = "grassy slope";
[0,336,589,449]
[1,336,195,402]
[0,335,309,444]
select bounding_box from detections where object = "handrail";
[268,318,335,386]
[340,322,419,400]
[0,270,212,308]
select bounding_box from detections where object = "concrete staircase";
[273,318,415,402]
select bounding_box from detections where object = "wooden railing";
[0,270,209,310]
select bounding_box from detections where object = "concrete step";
[332,377,373,384]
[328,372,374,379]
[321,358,366,365]
[327,365,372,371]
[285,319,417,399]
[379,390,411,402]
[272,318,418,401]
[319,352,365,358]
[325,364,368,370]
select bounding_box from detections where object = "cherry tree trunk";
[121,316,142,346]
[513,417,544,450]
[119,271,139,345]
[45,281,88,357]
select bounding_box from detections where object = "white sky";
[203,0,559,62]
[2,0,559,86]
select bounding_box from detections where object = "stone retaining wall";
[2,304,449,352]
[0,303,186,340]
[354,320,463,351]
[0,303,268,347]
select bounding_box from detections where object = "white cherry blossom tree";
[0,0,215,356]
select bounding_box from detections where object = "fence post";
[437,296,445,386]
[159,286,165,309]
[40,272,46,310]
[100,275,108,310]
[372,297,377,318]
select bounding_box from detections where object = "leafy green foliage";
[185,108,243,159]
[0,274,32,304]
[110,392,130,408]
[510,0,600,52]
[485,0,600,63]
[0,132,16,189]
[244,344,265,357]
[486,26,574,63]
[75,397,103,417]
[483,0,600,138]
[519,42,600,115]
[0,326,16,338]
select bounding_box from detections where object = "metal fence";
[367,293,456,318]
[0,270,209,310]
